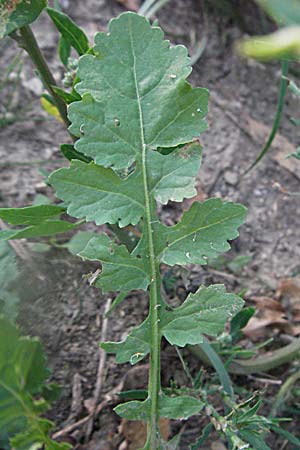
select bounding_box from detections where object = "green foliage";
[115,393,204,420]
[0,205,64,225]
[66,15,208,169]
[0,0,46,38]
[0,317,71,449]
[47,7,89,56]
[0,204,81,241]
[256,0,300,26]
[227,255,252,274]
[60,143,92,162]
[48,12,246,447]
[64,230,98,255]
[230,307,256,342]
[0,242,20,321]
[80,234,150,292]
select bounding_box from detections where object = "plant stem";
[130,19,161,446]
[270,371,300,417]
[244,59,289,174]
[12,25,69,127]
[141,141,161,448]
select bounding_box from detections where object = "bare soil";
[1,1,300,448]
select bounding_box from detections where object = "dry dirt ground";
[0,0,300,449]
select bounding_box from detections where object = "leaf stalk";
[13,25,70,127]
[141,142,162,448]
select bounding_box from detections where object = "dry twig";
[85,297,112,441]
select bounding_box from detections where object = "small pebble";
[224,170,238,186]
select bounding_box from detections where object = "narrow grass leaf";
[0,205,64,226]
[47,7,89,55]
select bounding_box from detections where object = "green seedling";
[0,317,70,449]
[1,3,297,449]
[47,12,246,448]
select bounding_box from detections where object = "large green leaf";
[160,285,244,346]
[256,0,300,26]
[160,198,247,265]
[50,144,203,225]
[67,12,208,170]
[0,0,47,38]
[79,234,150,292]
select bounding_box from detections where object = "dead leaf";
[243,309,288,338]
[183,184,207,210]
[211,442,227,450]
[117,0,140,11]
[250,296,283,312]
[119,418,170,450]
[276,277,300,311]
[210,92,300,180]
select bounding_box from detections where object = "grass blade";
[198,337,234,399]
[245,60,289,173]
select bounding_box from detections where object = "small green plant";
[0,3,299,448]
[47,12,247,448]
[0,316,70,449]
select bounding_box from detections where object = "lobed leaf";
[102,285,243,363]
[115,393,203,421]
[50,160,144,227]
[67,12,208,170]
[0,0,46,38]
[101,318,151,364]
[160,198,247,266]
[160,285,244,346]
[79,234,150,292]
